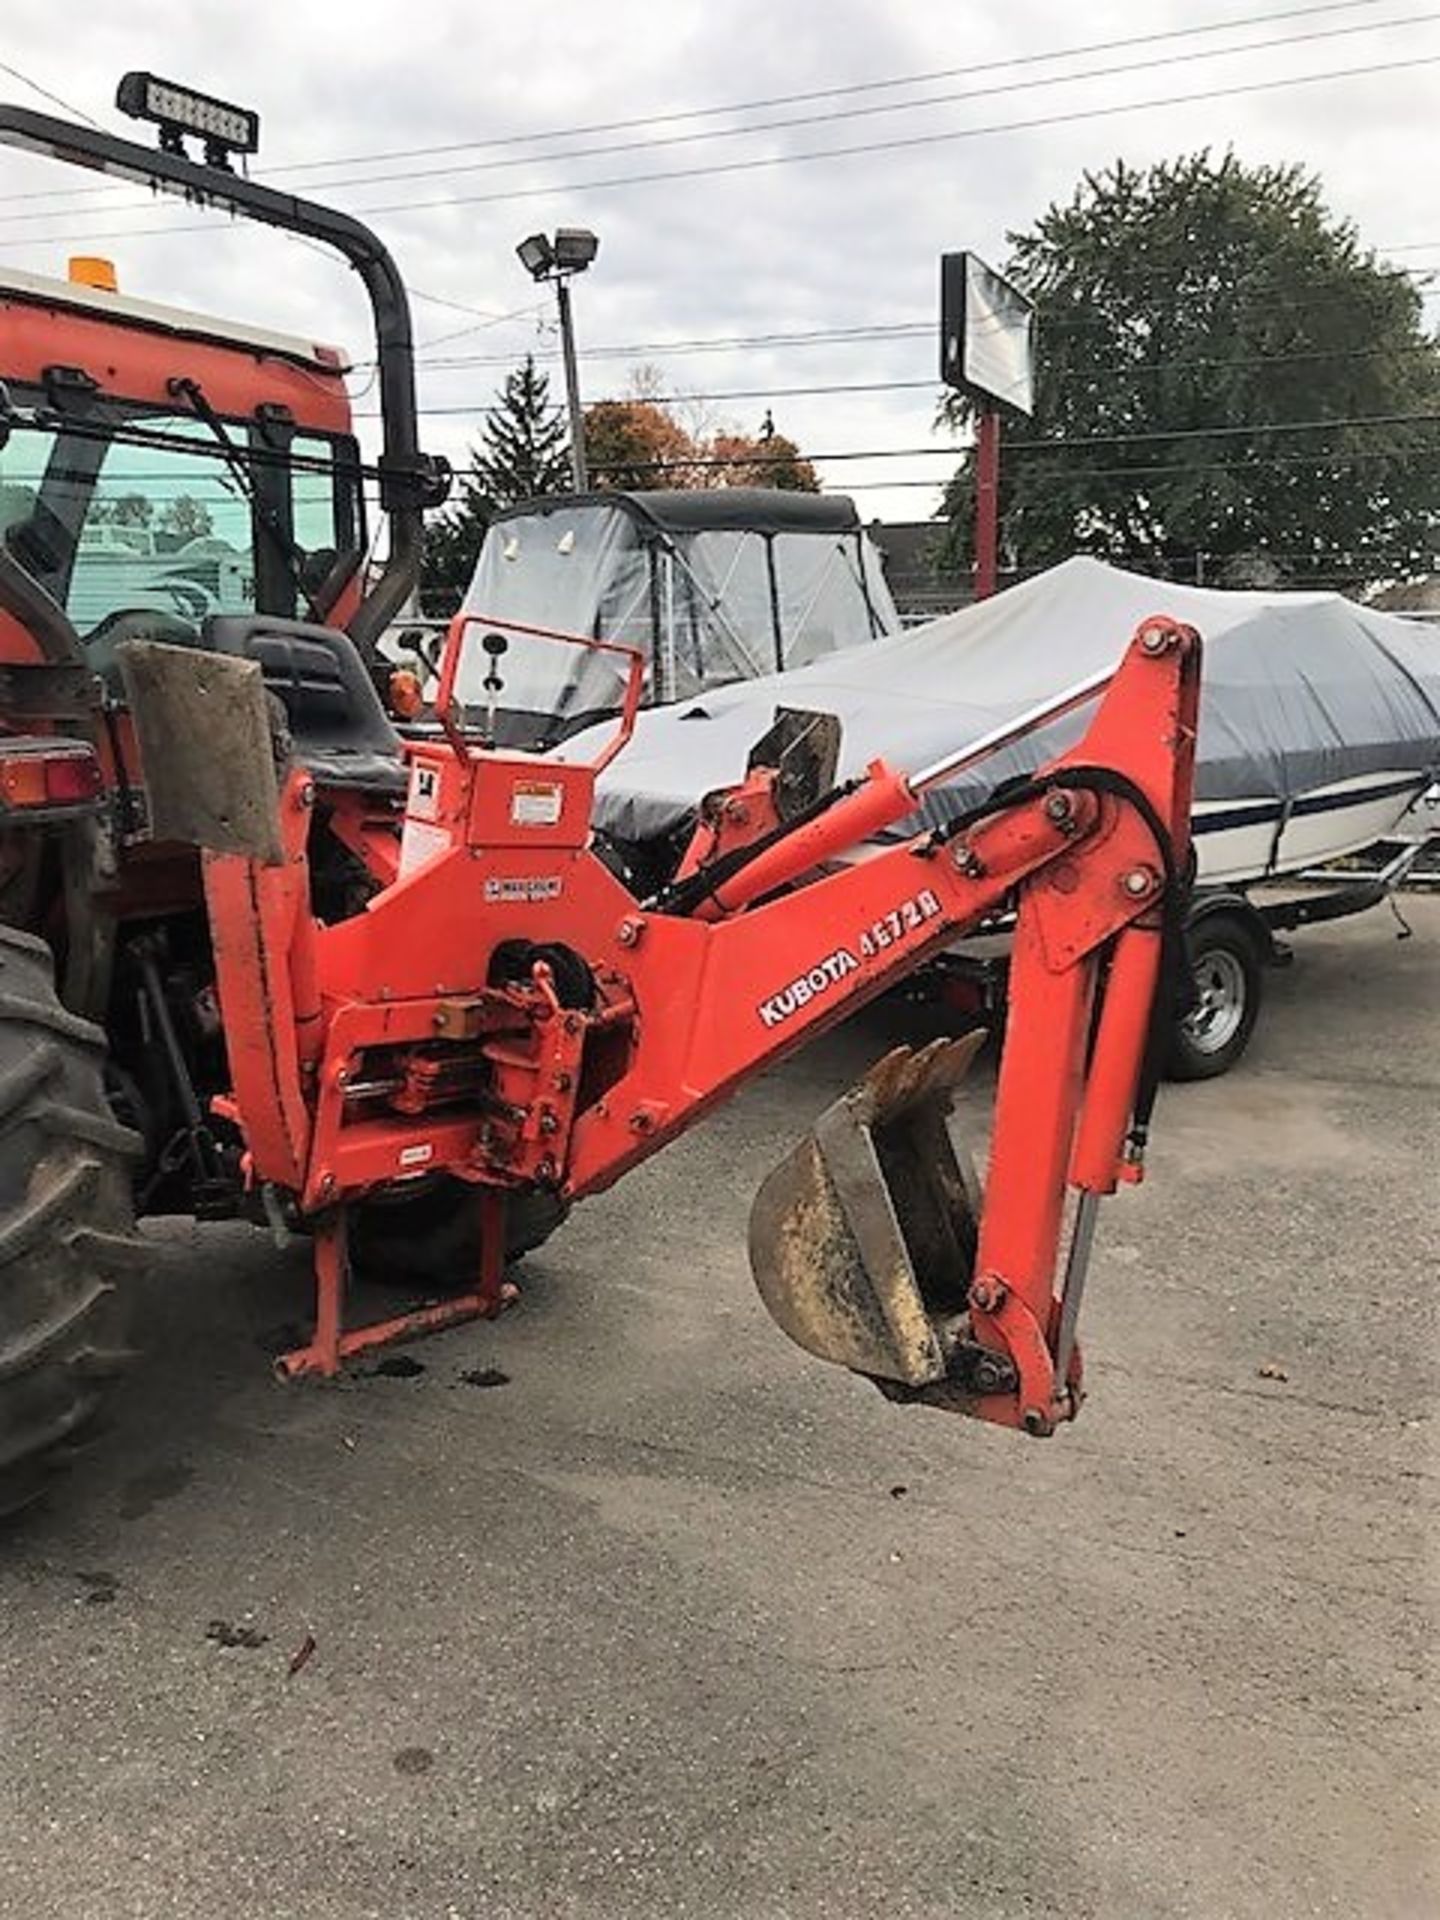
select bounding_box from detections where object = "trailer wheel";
[0,927,143,1519]
[350,1178,567,1288]
[1166,912,1264,1081]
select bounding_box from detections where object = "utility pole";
[516,228,600,495]
[554,275,587,491]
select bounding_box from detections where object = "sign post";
[973,409,1001,600]
[939,253,1035,601]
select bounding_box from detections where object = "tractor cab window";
[0,400,364,639]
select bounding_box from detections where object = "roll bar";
[0,97,449,660]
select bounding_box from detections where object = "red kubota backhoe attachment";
[120,608,1198,1438]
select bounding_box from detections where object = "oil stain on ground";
[459,1367,510,1389]
[119,1462,194,1521]
[73,1570,120,1606]
[366,1355,426,1379]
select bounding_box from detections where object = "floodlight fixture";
[516,232,555,280]
[552,227,599,272]
[516,229,599,281]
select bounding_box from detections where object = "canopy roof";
[489,487,865,537]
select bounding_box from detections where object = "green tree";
[90,493,154,528]
[421,355,571,612]
[157,495,213,542]
[938,153,1440,590]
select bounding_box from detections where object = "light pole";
[516,228,599,492]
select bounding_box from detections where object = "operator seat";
[201,614,408,796]
[84,607,204,685]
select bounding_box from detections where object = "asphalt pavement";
[2,897,1436,1919]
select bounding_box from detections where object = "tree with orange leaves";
[582,400,703,491]
[584,396,819,492]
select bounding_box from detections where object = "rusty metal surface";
[743,706,842,820]
[116,641,285,864]
[748,1033,984,1385]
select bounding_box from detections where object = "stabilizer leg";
[275,1192,520,1380]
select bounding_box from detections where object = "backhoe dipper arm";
[563,616,1201,1433]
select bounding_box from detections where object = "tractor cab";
[0,262,369,682]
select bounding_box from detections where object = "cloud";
[0,0,1433,520]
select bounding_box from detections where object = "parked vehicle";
[407,487,900,748]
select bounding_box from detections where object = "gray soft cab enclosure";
[456,488,898,748]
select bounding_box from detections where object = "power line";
[1009,410,1440,450]
[664,440,1440,490]
[267,0,1405,176]
[416,324,936,370]
[270,53,1440,221]
[948,441,1440,481]
[6,3,1419,225]
[366,339,1440,415]
[17,410,1437,535]
[0,0,1396,211]
[0,60,101,130]
[244,11,1440,198]
[7,49,1438,250]
[412,297,552,353]
[571,412,1440,478]
[408,286,529,327]
[400,279,1439,379]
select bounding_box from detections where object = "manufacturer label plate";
[510,779,565,827]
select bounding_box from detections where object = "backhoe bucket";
[748,1035,987,1393]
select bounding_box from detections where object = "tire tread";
[0,931,142,1520]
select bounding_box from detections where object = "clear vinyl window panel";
[0,407,364,635]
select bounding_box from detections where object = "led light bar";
[115,72,260,160]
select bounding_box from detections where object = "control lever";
[481,629,508,746]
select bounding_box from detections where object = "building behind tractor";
[0,78,1198,1518]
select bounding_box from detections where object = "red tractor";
[0,78,1199,1517]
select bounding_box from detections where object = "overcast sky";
[1,0,1435,520]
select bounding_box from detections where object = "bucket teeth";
[748,1034,984,1387]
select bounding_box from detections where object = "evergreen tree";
[477,355,572,503]
[421,356,571,611]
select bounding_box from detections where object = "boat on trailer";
[572,556,1440,887]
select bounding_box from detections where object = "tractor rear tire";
[0,927,143,1520]
[350,1178,567,1289]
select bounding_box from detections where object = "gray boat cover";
[570,557,1440,844]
